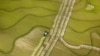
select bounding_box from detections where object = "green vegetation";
[0,0,100,56]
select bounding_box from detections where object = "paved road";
[31,0,75,56]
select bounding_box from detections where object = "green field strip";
[0,13,56,30]
[0,1,60,11]
[64,31,93,56]
[63,28,92,56]
[0,7,56,12]
[0,7,56,29]
[0,14,55,30]
[66,47,92,56]
[64,27,92,46]
[71,17,100,21]
[88,0,100,7]
[71,0,100,20]
[0,0,21,1]
[71,5,100,20]
[72,0,87,12]
[67,24,100,48]
[51,0,62,2]
[68,18,100,32]
[74,0,81,5]
[68,25,100,34]
[37,0,62,2]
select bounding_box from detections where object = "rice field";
[0,0,100,56]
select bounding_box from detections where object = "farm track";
[0,0,100,56]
